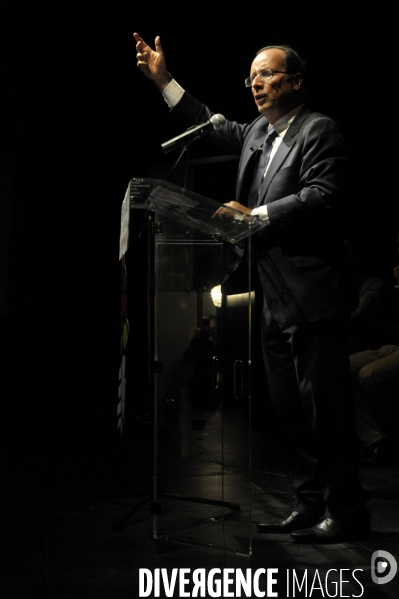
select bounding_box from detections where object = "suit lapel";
[256,105,312,207]
[236,127,266,202]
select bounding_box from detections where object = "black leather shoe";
[256,511,319,534]
[290,512,371,543]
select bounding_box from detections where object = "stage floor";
[4,403,399,598]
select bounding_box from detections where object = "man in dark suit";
[134,33,370,542]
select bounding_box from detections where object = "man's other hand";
[212,201,252,219]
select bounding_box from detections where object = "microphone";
[161,114,226,154]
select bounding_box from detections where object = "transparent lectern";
[119,178,267,556]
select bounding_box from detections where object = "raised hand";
[133,32,172,90]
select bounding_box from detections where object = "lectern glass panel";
[128,179,264,556]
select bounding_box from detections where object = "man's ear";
[293,73,303,91]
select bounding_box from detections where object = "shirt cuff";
[162,79,185,108]
[251,205,270,225]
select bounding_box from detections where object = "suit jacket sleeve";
[169,90,259,162]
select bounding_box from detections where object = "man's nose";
[251,73,263,88]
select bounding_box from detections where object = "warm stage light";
[210,285,222,308]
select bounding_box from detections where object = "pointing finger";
[133,32,149,52]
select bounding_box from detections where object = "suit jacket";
[170,92,356,328]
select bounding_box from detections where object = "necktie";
[248,127,278,208]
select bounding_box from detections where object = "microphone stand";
[164,144,189,183]
[164,124,210,184]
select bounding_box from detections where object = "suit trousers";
[261,297,366,517]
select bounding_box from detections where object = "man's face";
[249,48,301,119]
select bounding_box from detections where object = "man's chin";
[256,100,272,115]
[257,105,270,117]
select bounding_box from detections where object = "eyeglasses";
[245,69,291,87]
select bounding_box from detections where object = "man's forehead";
[251,48,285,72]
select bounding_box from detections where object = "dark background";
[1,2,398,454]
